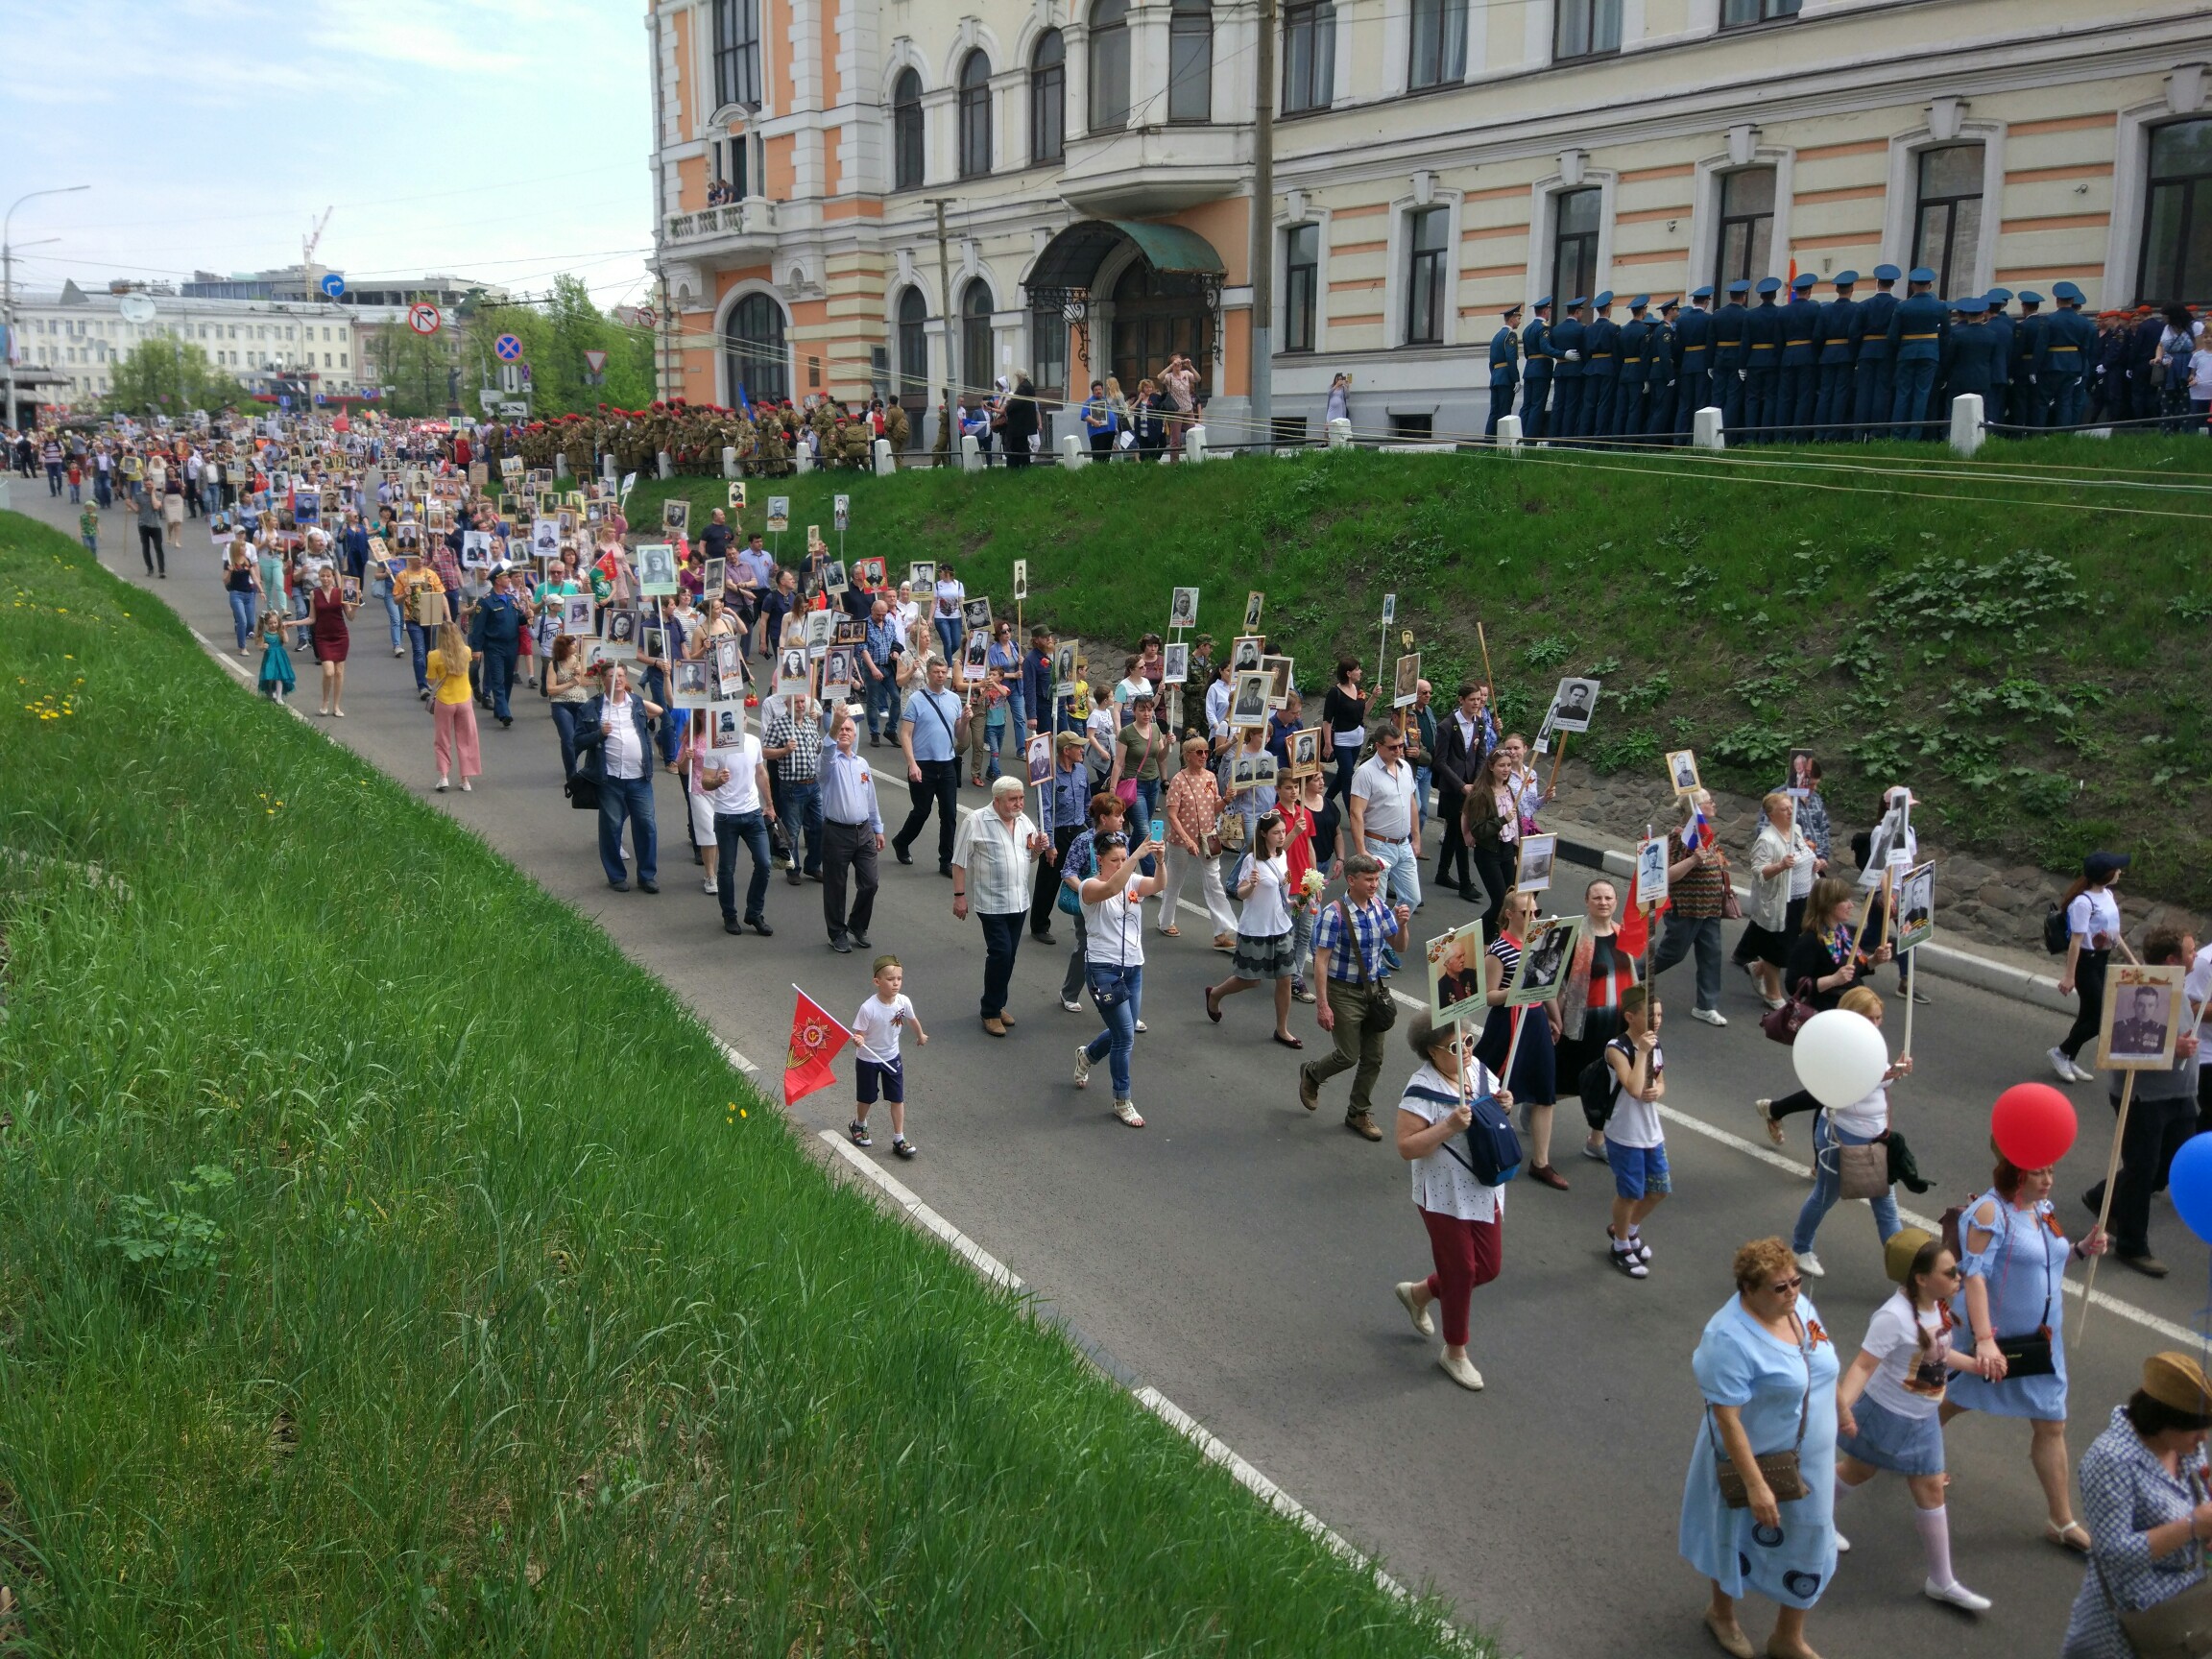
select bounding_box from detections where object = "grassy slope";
[637,439,2212,909]
[0,510,1458,1656]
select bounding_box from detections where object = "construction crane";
[302,205,333,270]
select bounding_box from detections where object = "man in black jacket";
[999,373,1040,469]
[1431,682,1494,903]
[573,663,662,893]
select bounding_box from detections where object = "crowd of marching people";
[23,398,2212,1657]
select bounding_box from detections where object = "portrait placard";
[634,542,679,596]
[1516,832,1559,893]
[832,493,850,533]
[560,594,595,636]
[1160,642,1189,685]
[1287,727,1322,778]
[462,529,494,568]
[602,609,641,657]
[1230,670,1272,728]
[670,661,713,708]
[1665,749,1702,797]
[2098,963,2185,1071]
[1169,587,1200,631]
[766,495,790,533]
[1894,861,1936,955]
[1012,559,1029,601]
[1548,677,1601,734]
[962,596,992,634]
[661,498,691,536]
[1426,923,1487,1027]
[1393,652,1422,709]
[1242,590,1264,632]
[854,556,887,590]
[1229,635,1264,675]
[1262,654,1294,708]
[729,481,748,510]
[775,646,813,699]
[530,518,561,560]
[1635,834,1671,909]
[823,560,849,596]
[1787,749,1816,799]
[1507,915,1582,1008]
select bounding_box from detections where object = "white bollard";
[1327,417,1352,449]
[873,437,895,476]
[554,452,570,478]
[794,445,814,474]
[656,450,674,479]
[1495,414,1524,455]
[602,452,618,482]
[722,445,738,478]
[1948,393,1985,458]
[1693,406,1726,451]
[1060,432,1089,469]
[1183,422,1207,464]
[960,433,983,472]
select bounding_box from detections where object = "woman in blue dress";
[1942,1154,2108,1552]
[1681,1236,1842,1659]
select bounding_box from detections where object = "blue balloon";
[2168,1134,2212,1245]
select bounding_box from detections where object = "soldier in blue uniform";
[1776,272,1821,441]
[1551,297,1588,443]
[1979,287,2013,436]
[2038,281,2096,428]
[1940,295,2003,432]
[1520,297,1554,440]
[1848,264,1901,441]
[1583,292,1621,439]
[1711,279,1750,437]
[1646,297,1680,441]
[1486,303,1522,439]
[1813,272,1860,442]
[1886,266,1948,440]
[2010,292,2047,429]
[1743,276,1785,443]
[1617,297,1651,441]
[1673,286,1714,440]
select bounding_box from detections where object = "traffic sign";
[583,349,608,373]
[407,302,442,335]
[498,401,528,418]
[637,306,657,328]
[500,364,520,395]
[479,389,499,411]
[493,333,522,361]
[320,273,346,299]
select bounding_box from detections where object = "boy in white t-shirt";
[850,954,929,1158]
[1601,985,1668,1279]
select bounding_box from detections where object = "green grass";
[637,438,2212,909]
[0,509,1465,1656]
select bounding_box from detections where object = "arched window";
[897,286,929,444]
[961,280,995,397]
[724,292,788,403]
[2141,117,2212,305]
[1168,0,1213,123]
[891,68,925,191]
[1030,30,1066,165]
[1090,0,1131,132]
[957,51,993,179]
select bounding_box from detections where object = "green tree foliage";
[359,318,457,419]
[102,337,242,419]
[468,276,656,417]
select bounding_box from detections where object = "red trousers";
[1421,1207,1502,1346]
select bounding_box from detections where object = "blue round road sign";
[493,333,522,361]
[319,273,346,299]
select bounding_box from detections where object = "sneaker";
[2068,1055,2098,1085]
[703,877,718,894]
[435,777,449,792]
[1795,1250,1825,1278]
[1895,982,1933,1004]
[1924,1578,1991,1614]
[1689,1007,1728,1027]
[848,1120,872,1147]
[1293,982,1316,1004]
[2048,1046,2080,1085]
[1073,1046,1093,1089]
[461,780,471,792]
[1610,1244,1648,1279]
[1060,996,1083,1013]
[1394,1280,1435,1336]
[1113,1098,1145,1127]
[1437,1351,1485,1391]
[892,1137,917,1160]
[1581,1138,1608,1162]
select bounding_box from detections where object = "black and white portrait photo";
[1548,677,1601,734]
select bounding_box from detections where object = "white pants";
[1161,843,1236,936]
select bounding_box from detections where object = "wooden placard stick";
[1477,620,1497,707]
[1499,1002,1528,1094]
[1546,732,1569,796]
[2077,1067,2137,1344]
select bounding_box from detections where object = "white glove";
[1564,349,1582,363]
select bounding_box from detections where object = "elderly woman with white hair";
[951,776,1052,1038]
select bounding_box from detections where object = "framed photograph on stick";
[1243,590,1265,633]
[1013,559,1029,602]
[2081,961,2191,1337]
[1506,915,1581,1008]
[1517,832,1558,893]
[1262,654,1294,708]
[1230,635,1264,675]
[1287,727,1322,778]
[661,498,691,537]
[1894,861,1936,955]
[1634,833,1670,911]
[1548,676,1600,734]
[1169,587,1200,631]
[1426,923,1487,1027]
[1665,750,1702,797]
[1230,670,1271,728]
[1393,652,1422,709]
[1160,642,1189,685]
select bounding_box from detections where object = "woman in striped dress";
[1472,887,1567,1190]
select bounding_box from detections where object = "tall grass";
[0,509,1463,1656]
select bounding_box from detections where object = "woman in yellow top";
[425,622,481,794]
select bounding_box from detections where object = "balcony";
[662,197,780,252]
[1057,124,1248,218]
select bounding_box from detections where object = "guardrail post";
[1948,393,1985,458]
[1060,433,1089,469]
[1495,415,1523,455]
[1327,417,1352,448]
[873,438,895,476]
[1184,423,1207,464]
[960,434,982,472]
[721,445,739,478]
[794,445,814,474]
[1693,406,1726,451]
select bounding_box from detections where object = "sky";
[0,0,655,309]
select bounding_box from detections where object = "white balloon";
[1791,1008,1890,1109]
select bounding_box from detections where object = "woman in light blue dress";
[1941,1155,2107,1552]
[1681,1237,1841,1659]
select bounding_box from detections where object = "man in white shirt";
[951,777,1049,1037]
[583,662,661,893]
[705,708,778,936]
[1350,722,1423,910]
[820,709,884,953]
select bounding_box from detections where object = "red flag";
[783,988,852,1107]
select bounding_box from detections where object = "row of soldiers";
[477,395,916,479]
[1485,264,2104,445]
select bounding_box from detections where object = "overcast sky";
[1,0,654,307]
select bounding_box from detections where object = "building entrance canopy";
[1026,219,1226,380]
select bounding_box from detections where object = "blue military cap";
[1533,294,1552,308]
[1567,295,1587,309]
[1872,263,1902,281]
[1628,294,1649,310]
[1726,278,1750,295]
[1832,270,1860,286]
[2017,290,2044,307]
[1908,266,1937,283]
[1790,273,1816,290]
[1690,284,1716,300]
[2052,279,2084,301]
[1657,296,1681,312]
[1958,294,1988,312]
[1985,286,2013,304]
[1502,302,1523,318]
[1755,276,1783,295]
[1593,290,1614,307]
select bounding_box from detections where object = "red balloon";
[1990,1083,2078,1169]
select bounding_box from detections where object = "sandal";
[1157,925,1182,938]
[1204,987,1222,1023]
[1754,1098,1785,1147]
[1271,1031,1304,1050]
[2046,1519,2092,1553]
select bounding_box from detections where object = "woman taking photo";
[1321,659,1370,825]
[1943,1153,2108,1552]
[222,543,261,656]
[1679,1236,1842,1659]
[1204,810,1301,1048]
[1559,877,1640,1163]
[425,621,482,794]
[2060,1352,2212,1657]
[1785,988,1909,1278]
[1074,826,1166,1129]
[1833,1232,1990,1613]
[1752,878,1894,1146]
[1741,793,1812,1011]
[1391,1012,1513,1392]
[1473,887,1569,1190]
[2052,851,2129,1085]
[1460,744,1524,938]
[544,634,594,781]
[306,562,360,718]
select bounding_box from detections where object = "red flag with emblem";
[783,986,853,1107]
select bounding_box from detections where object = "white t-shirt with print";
[1859,1288,1947,1420]
[2067,886,2123,950]
[1235,853,1293,937]
[852,992,914,1066]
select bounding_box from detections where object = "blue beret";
[1872,263,1902,281]
[2018,291,2044,306]
[1831,271,1860,286]
[1790,273,1816,289]
[1690,285,1715,300]
[1909,266,1937,284]
[1593,290,1614,307]
[1755,276,1782,294]
[1726,278,1750,295]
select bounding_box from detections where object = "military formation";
[476,394,917,479]
[1486,265,2110,445]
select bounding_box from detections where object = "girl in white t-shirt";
[2052,851,2128,1084]
[1834,1234,1991,1613]
[850,954,929,1158]
[1203,812,1299,1046]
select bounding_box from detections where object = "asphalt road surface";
[27,482,2209,1659]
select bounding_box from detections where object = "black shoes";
[830,936,853,953]
[893,845,913,866]
[747,917,774,937]
[638,879,659,894]
[723,918,745,935]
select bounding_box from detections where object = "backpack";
[1578,1040,1627,1131]
[2042,903,2070,955]
[1409,1083,1522,1188]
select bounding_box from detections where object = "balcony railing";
[664,198,778,242]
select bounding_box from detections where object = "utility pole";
[1249,0,1276,449]
[926,196,959,440]
[3,184,90,431]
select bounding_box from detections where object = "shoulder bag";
[918,687,969,759]
[1057,836,1094,918]
[1710,1313,1813,1508]
[1835,1132,1893,1202]
[1761,978,1820,1046]
[1412,1080,1522,1187]
[1986,1200,2059,1379]
[2096,1465,2212,1659]
[1335,899,1397,1031]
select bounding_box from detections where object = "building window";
[1405,206,1449,345]
[1283,2,1335,114]
[962,281,995,397]
[892,69,925,191]
[1030,31,1065,163]
[1389,413,1434,439]
[1168,0,1213,123]
[1284,223,1319,352]
[897,287,930,436]
[1551,186,1600,306]
[712,0,762,109]
[1911,144,1984,300]
[724,292,788,402]
[958,52,993,178]
[2138,118,2212,306]
[1408,0,1467,89]
[1713,166,1776,289]
[1090,0,1131,132]
[1031,303,1068,397]
[1719,0,1799,23]
[1553,0,1621,60]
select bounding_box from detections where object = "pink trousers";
[434,698,480,781]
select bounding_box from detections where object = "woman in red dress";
[308,565,361,717]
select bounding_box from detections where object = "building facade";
[8,285,369,410]
[645,0,2211,446]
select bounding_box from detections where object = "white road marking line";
[818,1129,1023,1291]
[720,1042,758,1075]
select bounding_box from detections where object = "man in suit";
[1486,303,1523,439]
[1551,298,1589,444]
[573,661,663,894]
[1520,297,1554,440]
[1673,287,1714,441]
[1849,264,1902,440]
[2039,281,2097,428]
[1776,273,1823,441]
[1431,682,1495,902]
[1646,297,1681,441]
[1886,267,1949,440]
[1742,276,1786,443]
[1711,279,1751,436]
[1813,272,1861,443]
[1583,292,1622,440]
[1617,297,1651,441]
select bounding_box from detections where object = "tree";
[469,276,658,417]
[103,337,242,420]
[361,318,457,419]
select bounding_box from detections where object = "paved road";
[25,481,2208,1658]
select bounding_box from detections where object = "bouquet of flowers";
[1294,867,1328,916]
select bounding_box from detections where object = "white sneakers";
[1395,1281,1434,1336]
[1437,1351,1484,1391]
[1690,1007,1728,1027]
[1795,1250,1825,1278]
[1925,1578,1992,1613]
[2048,1046,2094,1085]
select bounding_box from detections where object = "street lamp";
[3,184,90,429]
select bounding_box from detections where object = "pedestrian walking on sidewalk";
[1299,854,1412,1142]
[2051,850,2128,1085]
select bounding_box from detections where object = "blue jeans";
[866,668,902,737]
[781,779,824,877]
[1411,764,1432,833]
[1083,961,1144,1099]
[642,664,679,764]
[551,702,583,779]
[714,809,773,923]
[1133,776,1163,875]
[1003,688,1027,753]
[598,774,658,886]
[228,589,257,650]
[405,621,431,692]
[978,909,1025,1020]
[370,578,403,651]
[1791,1114,1902,1253]
[934,616,963,661]
[984,716,1008,781]
[94,472,111,508]
[1369,835,1422,910]
[481,647,517,722]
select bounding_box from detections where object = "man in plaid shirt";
[763,693,826,882]
[1300,854,1412,1141]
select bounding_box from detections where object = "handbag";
[1057,836,1093,918]
[564,774,599,811]
[1421,1083,1522,1188]
[1710,1314,1813,1508]
[1761,979,1819,1046]
[1985,1198,2060,1379]
[1837,1137,1892,1201]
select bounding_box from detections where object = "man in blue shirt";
[862,597,903,744]
[1022,627,1057,740]
[819,709,885,953]
[468,565,529,727]
[893,656,966,876]
[1028,729,1093,941]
